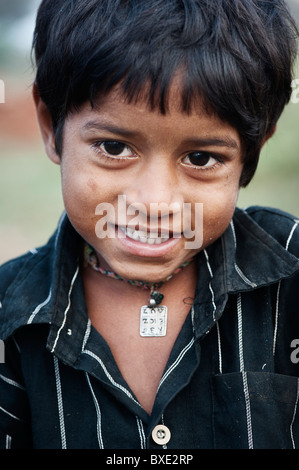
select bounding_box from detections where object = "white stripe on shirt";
[86,373,104,449]
[273,220,299,356]
[27,289,52,325]
[54,356,67,449]
[51,265,80,353]
[204,249,223,373]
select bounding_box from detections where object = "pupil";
[189,152,210,166]
[104,141,125,155]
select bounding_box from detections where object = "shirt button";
[151,425,171,445]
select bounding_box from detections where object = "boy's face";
[39,81,243,283]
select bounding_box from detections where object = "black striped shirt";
[1,207,299,449]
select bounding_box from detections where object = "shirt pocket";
[211,371,299,449]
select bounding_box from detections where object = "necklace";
[84,243,195,337]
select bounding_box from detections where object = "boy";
[0,0,299,449]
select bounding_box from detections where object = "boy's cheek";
[202,209,234,246]
[61,176,117,234]
[199,185,239,245]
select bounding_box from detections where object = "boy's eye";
[98,141,135,158]
[182,151,221,168]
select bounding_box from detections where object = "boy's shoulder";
[0,243,52,298]
[0,214,81,340]
[0,233,57,340]
[224,206,299,292]
[234,205,299,257]
[0,213,70,300]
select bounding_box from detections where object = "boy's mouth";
[118,226,180,245]
[114,224,183,258]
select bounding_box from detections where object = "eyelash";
[91,141,137,161]
[91,140,224,171]
[181,153,223,172]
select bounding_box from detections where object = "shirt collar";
[225,208,299,291]
[0,212,89,364]
[191,207,299,339]
[44,213,90,365]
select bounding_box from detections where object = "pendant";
[140,289,167,337]
[140,305,168,337]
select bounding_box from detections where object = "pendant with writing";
[140,305,167,337]
[140,289,167,337]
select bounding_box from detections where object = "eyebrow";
[191,137,239,150]
[82,120,239,150]
[82,121,137,138]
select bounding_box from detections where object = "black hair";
[33,0,298,186]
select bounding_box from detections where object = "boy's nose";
[124,158,183,224]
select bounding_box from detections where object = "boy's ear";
[262,125,277,148]
[33,83,61,164]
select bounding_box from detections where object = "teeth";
[120,227,170,244]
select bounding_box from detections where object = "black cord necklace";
[84,243,195,337]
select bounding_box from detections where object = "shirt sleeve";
[0,335,33,449]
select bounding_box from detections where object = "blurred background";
[0,0,298,264]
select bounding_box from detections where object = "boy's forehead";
[79,92,218,131]
[92,73,212,119]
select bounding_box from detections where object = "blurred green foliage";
[238,98,299,215]
[0,141,64,264]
